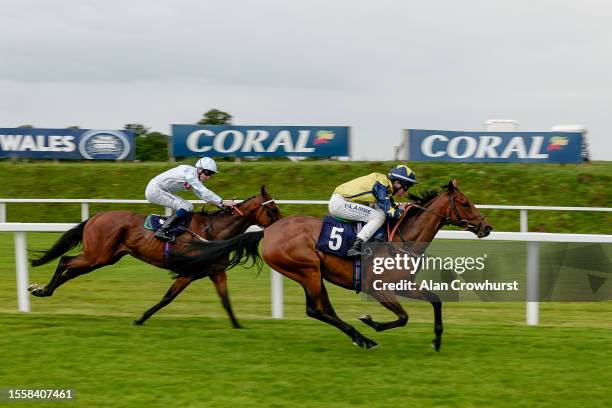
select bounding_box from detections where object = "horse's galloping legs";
[133,276,195,326]
[301,274,378,349]
[402,289,443,351]
[30,252,126,297]
[209,269,242,329]
[359,290,409,332]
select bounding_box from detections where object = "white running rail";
[2,222,611,326]
[1,198,611,232]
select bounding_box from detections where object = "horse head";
[402,179,492,240]
[438,179,492,238]
[235,185,282,228]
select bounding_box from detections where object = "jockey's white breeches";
[328,194,386,241]
[145,182,194,212]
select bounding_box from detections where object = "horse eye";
[462,202,470,208]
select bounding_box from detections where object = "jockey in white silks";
[328,165,417,256]
[145,157,235,241]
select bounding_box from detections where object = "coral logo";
[313,130,335,145]
[547,136,569,152]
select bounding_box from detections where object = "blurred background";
[1,1,611,407]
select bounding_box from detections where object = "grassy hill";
[0,160,611,233]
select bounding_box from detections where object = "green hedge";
[0,160,610,233]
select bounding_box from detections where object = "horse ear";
[261,185,268,197]
[446,180,456,192]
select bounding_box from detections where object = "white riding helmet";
[195,157,218,174]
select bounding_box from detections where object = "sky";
[1,0,611,160]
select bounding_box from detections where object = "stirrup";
[346,238,364,257]
[155,229,174,242]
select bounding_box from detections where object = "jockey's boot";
[346,237,365,257]
[155,213,179,241]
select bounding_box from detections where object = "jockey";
[145,157,235,241]
[328,165,417,256]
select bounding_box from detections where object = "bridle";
[258,198,278,227]
[190,195,278,237]
[402,192,486,235]
[229,197,279,228]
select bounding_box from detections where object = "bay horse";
[167,180,492,350]
[28,186,281,327]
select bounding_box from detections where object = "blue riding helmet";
[388,165,417,188]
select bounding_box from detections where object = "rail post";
[81,202,89,221]
[271,269,284,318]
[520,209,528,232]
[526,241,539,325]
[14,232,31,312]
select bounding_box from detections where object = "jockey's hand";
[221,199,236,208]
[398,203,408,210]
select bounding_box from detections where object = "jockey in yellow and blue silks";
[328,165,417,256]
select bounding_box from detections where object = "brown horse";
[168,180,492,350]
[29,186,281,327]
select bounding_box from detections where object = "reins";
[195,196,277,236]
[388,193,484,242]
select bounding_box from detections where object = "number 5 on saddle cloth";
[315,215,385,258]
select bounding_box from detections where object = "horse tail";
[168,230,264,278]
[30,220,88,267]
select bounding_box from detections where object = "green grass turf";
[1,160,611,233]
[1,233,611,407]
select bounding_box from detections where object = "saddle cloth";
[144,213,194,236]
[315,215,385,258]
[315,215,387,293]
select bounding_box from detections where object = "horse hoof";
[359,314,372,322]
[365,339,379,350]
[431,339,441,352]
[28,284,45,297]
[352,338,365,348]
[132,320,143,326]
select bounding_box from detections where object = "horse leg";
[358,290,409,332]
[29,255,74,297]
[209,269,242,329]
[29,252,127,297]
[133,276,195,326]
[402,289,443,351]
[301,275,378,349]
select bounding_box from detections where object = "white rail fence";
[1,198,612,232]
[2,222,611,326]
[1,199,611,324]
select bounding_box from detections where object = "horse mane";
[408,189,439,206]
[404,189,440,218]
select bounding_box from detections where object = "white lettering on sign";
[447,136,477,159]
[421,134,447,157]
[242,130,269,152]
[420,135,549,160]
[474,136,502,158]
[0,135,76,152]
[185,129,316,153]
[186,130,214,152]
[528,136,548,159]
[214,130,244,153]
